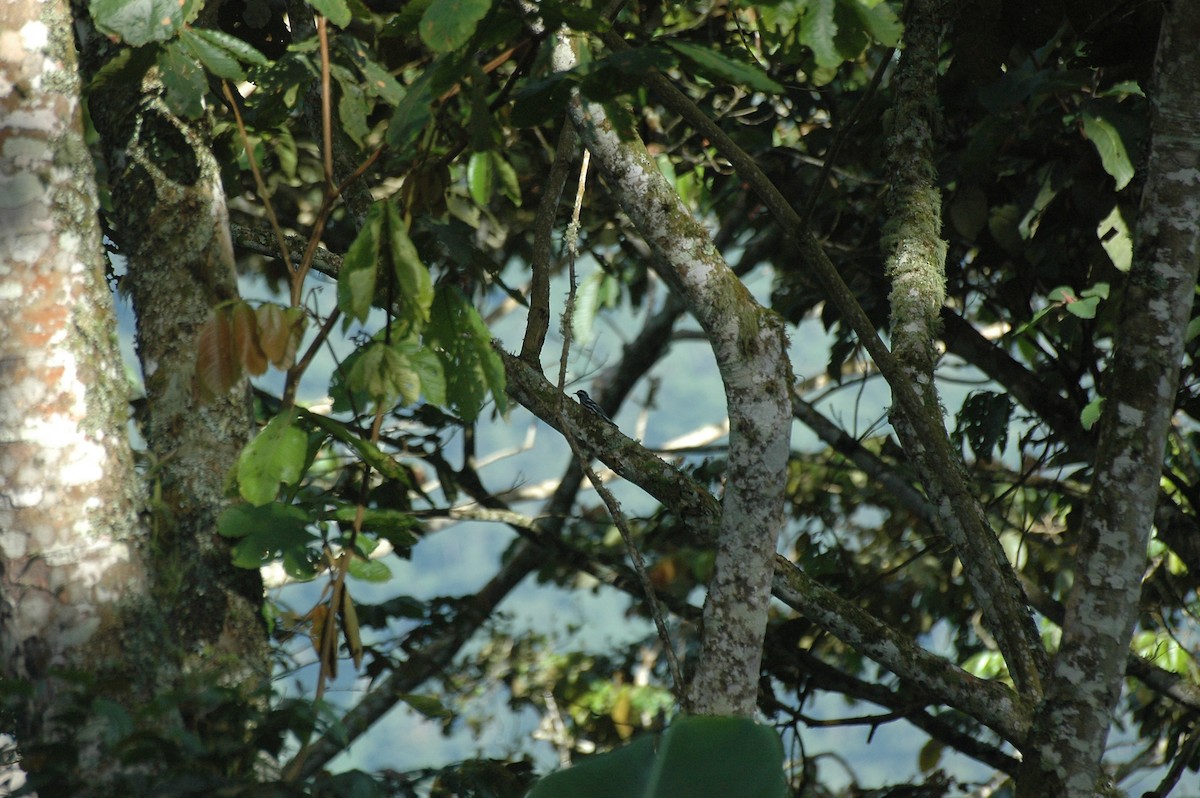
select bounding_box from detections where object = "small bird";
[575,390,614,424]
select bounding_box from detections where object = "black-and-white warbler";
[575,390,614,424]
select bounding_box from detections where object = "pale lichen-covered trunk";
[555,31,793,717]
[0,0,153,782]
[1018,2,1200,794]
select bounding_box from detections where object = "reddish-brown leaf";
[195,308,242,400]
[232,300,268,377]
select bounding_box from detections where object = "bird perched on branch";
[575,390,614,425]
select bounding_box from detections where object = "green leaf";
[419,0,492,53]
[90,0,197,45]
[663,41,783,94]
[339,203,385,322]
[843,0,902,47]
[467,150,494,206]
[386,68,435,161]
[238,413,309,506]
[398,342,447,406]
[338,80,371,147]
[348,557,392,582]
[358,55,404,104]
[491,153,521,206]
[218,503,317,569]
[527,716,785,798]
[1082,111,1134,190]
[1097,205,1132,272]
[218,501,310,538]
[1081,397,1104,431]
[157,41,206,119]
[427,286,507,421]
[330,505,421,548]
[308,0,352,27]
[572,270,604,345]
[799,0,841,69]
[181,27,244,80]
[528,736,655,798]
[347,342,419,406]
[190,27,269,66]
[400,693,452,719]
[382,202,435,326]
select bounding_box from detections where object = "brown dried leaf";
[232,301,268,376]
[196,308,242,400]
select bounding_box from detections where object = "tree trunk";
[72,5,270,686]
[0,0,154,788]
[1018,1,1200,794]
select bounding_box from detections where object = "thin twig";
[221,81,292,271]
[552,153,688,708]
[317,17,334,190]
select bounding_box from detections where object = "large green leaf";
[799,0,841,69]
[1082,111,1134,190]
[157,41,206,119]
[238,413,309,506]
[339,203,385,323]
[90,0,197,45]
[663,41,783,93]
[180,27,244,80]
[427,286,507,421]
[347,341,420,406]
[527,717,785,798]
[217,502,316,569]
[307,0,351,27]
[419,0,492,53]
[383,202,434,327]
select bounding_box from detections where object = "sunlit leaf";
[347,342,419,406]
[467,150,494,206]
[348,557,392,583]
[190,27,269,66]
[307,0,351,27]
[1081,397,1105,431]
[1082,111,1134,190]
[238,413,309,506]
[799,0,841,69]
